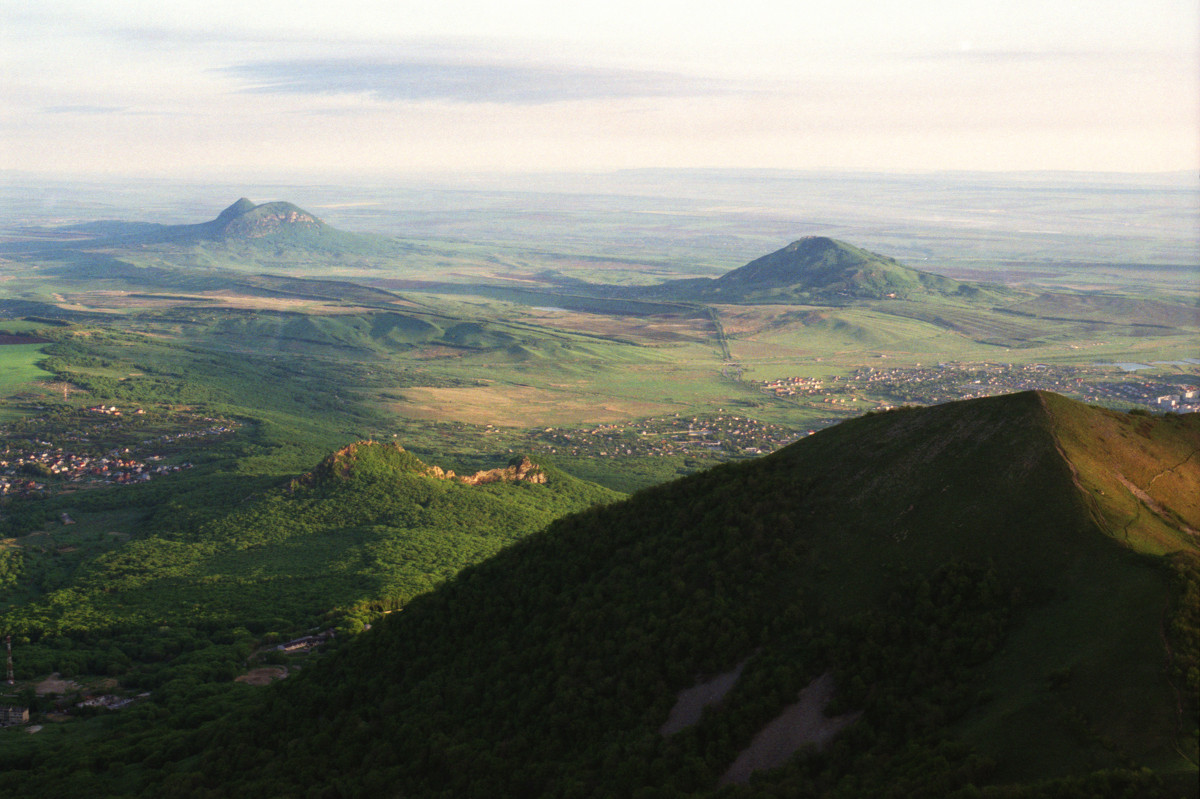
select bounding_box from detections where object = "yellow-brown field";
[387,383,680,427]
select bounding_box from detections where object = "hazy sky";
[3,1,1197,178]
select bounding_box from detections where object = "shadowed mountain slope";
[150,391,1199,798]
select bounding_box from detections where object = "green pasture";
[727,307,978,374]
[23,290,1192,457]
[6,280,1194,452]
[0,320,57,334]
[726,297,1198,381]
[0,342,53,394]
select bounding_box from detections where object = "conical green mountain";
[171,198,326,244]
[669,236,984,302]
[154,391,1197,797]
[204,198,324,240]
[210,197,260,228]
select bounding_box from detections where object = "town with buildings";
[0,451,193,497]
[0,406,238,498]
[760,362,1200,414]
[522,413,806,459]
[514,363,1198,465]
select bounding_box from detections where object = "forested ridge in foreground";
[0,435,619,773]
[2,391,1195,797]
[2,441,619,645]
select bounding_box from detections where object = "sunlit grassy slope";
[1043,391,1199,555]
[0,343,53,394]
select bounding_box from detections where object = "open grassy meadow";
[0,342,55,417]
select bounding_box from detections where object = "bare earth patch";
[720,672,861,785]
[235,666,288,686]
[198,292,408,313]
[35,674,80,696]
[660,660,747,735]
[51,289,408,315]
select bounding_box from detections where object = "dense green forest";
[3,442,618,646]
[2,391,1193,797]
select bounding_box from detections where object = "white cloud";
[222,58,738,104]
[1,0,1196,176]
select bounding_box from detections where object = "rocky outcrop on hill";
[214,201,324,239]
[461,456,547,486]
[302,442,546,489]
[425,456,547,486]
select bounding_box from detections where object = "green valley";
[0,174,1195,796]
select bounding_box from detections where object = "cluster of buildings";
[0,450,192,493]
[801,362,1086,407]
[86,405,144,417]
[0,705,28,726]
[141,420,238,447]
[762,375,827,398]
[0,476,44,497]
[759,362,1200,413]
[525,414,802,458]
[1069,380,1199,411]
[76,692,148,711]
[276,629,336,654]
[0,408,237,498]
[1153,387,1200,412]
